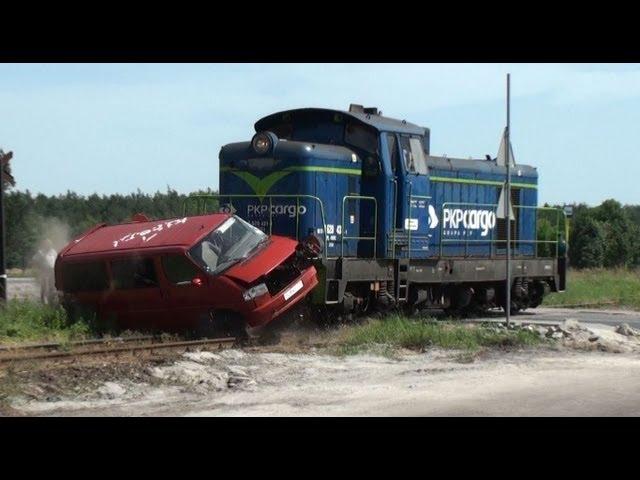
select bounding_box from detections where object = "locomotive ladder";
[395,258,410,303]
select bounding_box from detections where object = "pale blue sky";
[1,63,638,206]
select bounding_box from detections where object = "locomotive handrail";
[390,177,398,260]
[438,202,565,259]
[183,194,330,260]
[340,195,378,259]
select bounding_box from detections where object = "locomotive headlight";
[251,131,277,155]
[243,283,269,302]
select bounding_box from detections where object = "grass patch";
[337,315,543,355]
[0,300,92,344]
[544,268,640,310]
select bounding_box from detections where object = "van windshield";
[188,216,268,275]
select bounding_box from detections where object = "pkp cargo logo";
[247,203,307,218]
[442,207,496,237]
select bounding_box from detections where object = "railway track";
[0,336,237,364]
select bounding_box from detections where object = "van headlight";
[243,283,269,301]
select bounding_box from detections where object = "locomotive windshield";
[263,116,378,156]
[189,215,268,275]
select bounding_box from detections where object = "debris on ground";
[548,319,640,353]
[615,323,640,337]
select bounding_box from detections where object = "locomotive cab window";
[387,133,400,174]
[400,135,428,175]
[345,122,378,155]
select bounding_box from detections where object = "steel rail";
[0,335,158,353]
[0,337,236,363]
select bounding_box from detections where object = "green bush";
[569,214,605,269]
[536,217,557,258]
[0,300,91,343]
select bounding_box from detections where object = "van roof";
[60,214,229,258]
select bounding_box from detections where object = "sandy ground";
[7,335,640,416]
[4,278,640,416]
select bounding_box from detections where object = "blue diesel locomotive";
[188,105,566,316]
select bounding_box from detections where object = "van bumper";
[245,266,318,328]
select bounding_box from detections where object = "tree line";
[5,189,214,269]
[568,200,640,269]
[3,188,639,270]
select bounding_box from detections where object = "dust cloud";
[36,217,71,253]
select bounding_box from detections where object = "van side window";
[162,255,200,285]
[387,134,398,174]
[61,262,109,293]
[111,258,158,289]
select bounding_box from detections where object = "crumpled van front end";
[222,234,318,328]
[55,214,318,337]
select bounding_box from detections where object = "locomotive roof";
[59,214,228,258]
[255,108,427,137]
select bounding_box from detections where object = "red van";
[55,214,318,337]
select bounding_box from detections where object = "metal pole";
[505,73,511,325]
[0,152,6,306]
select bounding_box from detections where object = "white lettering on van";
[112,217,188,248]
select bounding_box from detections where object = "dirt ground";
[3,320,640,417]
[3,281,640,416]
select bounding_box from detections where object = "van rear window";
[61,262,109,293]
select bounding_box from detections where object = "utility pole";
[0,150,11,306]
[505,74,511,326]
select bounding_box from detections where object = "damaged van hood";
[223,235,298,284]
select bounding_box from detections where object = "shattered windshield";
[188,216,268,275]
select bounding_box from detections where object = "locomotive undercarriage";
[312,256,560,322]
